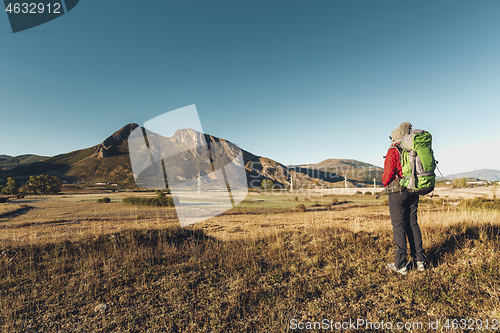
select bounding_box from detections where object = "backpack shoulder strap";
[389,142,403,156]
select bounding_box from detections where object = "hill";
[0,124,139,184]
[0,124,345,188]
[294,158,383,185]
[443,169,500,182]
[0,154,47,170]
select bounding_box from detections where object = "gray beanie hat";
[391,122,412,141]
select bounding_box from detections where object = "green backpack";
[394,129,436,195]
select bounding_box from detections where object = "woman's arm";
[382,147,401,187]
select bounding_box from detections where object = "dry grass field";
[0,193,178,247]
[1,188,499,332]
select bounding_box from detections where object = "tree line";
[0,175,62,197]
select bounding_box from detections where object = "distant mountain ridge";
[443,169,500,182]
[0,154,48,169]
[294,158,384,184]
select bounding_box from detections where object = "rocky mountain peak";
[97,123,140,158]
[102,123,140,147]
[171,128,206,145]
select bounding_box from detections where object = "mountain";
[0,154,48,170]
[442,169,500,182]
[294,158,384,184]
[126,126,348,188]
[0,124,139,184]
[0,124,345,188]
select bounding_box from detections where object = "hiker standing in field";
[382,122,434,275]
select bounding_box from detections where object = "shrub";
[123,196,174,207]
[453,178,467,188]
[355,191,363,195]
[19,185,30,195]
[0,197,9,203]
[261,179,273,190]
[296,204,306,212]
[364,191,372,196]
[122,197,135,205]
[97,197,111,203]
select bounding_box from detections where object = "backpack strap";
[385,143,406,194]
[389,143,404,179]
[407,150,418,190]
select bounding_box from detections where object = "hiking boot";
[416,261,426,272]
[386,262,408,275]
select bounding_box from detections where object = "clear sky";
[1,0,499,175]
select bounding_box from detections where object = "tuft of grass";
[458,197,500,211]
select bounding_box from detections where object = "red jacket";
[382,145,403,187]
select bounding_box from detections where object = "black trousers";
[388,191,427,269]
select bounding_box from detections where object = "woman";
[382,122,428,275]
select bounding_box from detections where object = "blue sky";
[1,0,499,175]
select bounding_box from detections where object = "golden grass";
[2,194,498,248]
[1,193,500,332]
[0,195,179,246]
[0,203,24,216]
